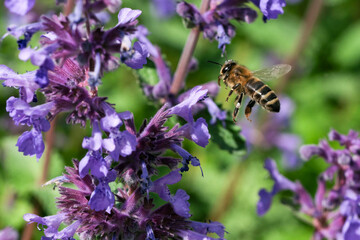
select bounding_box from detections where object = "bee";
[210,60,291,122]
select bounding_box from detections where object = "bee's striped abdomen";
[246,78,280,112]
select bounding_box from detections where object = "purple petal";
[4,0,35,15]
[146,224,156,240]
[53,220,81,239]
[252,0,286,20]
[169,86,208,123]
[170,189,191,218]
[117,8,142,26]
[122,41,148,69]
[180,117,210,148]
[171,144,202,174]
[0,66,39,103]
[257,189,273,216]
[82,122,102,151]
[16,129,45,160]
[89,181,115,213]
[23,213,67,237]
[299,144,326,161]
[109,130,137,160]
[0,227,18,240]
[151,170,182,201]
[343,218,360,240]
[190,221,225,238]
[264,159,297,192]
[216,24,231,52]
[203,98,226,124]
[100,109,122,132]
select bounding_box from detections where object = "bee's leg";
[232,92,244,122]
[245,100,256,122]
[218,75,222,86]
[226,83,241,102]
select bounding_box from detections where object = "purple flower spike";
[4,0,35,16]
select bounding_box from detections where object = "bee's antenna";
[208,60,222,66]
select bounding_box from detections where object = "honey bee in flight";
[210,60,291,122]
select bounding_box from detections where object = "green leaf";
[208,117,246,155]
[136,66,159,86]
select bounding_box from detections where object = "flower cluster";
[24,86,226,239]
[176,0,287,53]
[258,129,360,240]
[1,0,293,239]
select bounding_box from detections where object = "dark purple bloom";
[177,0,257,53]
[4,0,35,16]
[260,129,360,239]
[251,0,286,21]
[88,179,115,213]
[16,129,45,160]
[121,41,149,69]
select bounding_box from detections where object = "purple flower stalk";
[258,129,360,240]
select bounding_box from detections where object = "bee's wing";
[252,64,292,81]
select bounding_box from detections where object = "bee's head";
[220,60,237,75]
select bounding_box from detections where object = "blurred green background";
[1,0,360,239]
